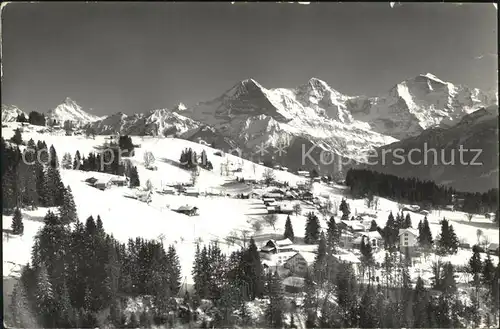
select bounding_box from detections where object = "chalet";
[109,176,128,187]
[301,191,314,201]
[403,205,420,212]
[173,205,199,216]
[398,228,419,248]
[260,238,295,254]
[263,193,284,200]
[263,198,276,206]
[296,181,309,190]
[94,181,108,191]
[331,253,361,276]
[487,243,499,255]
[284,252,316,277]
[340,231,355,249]
[160,187,177,195]
[262,260,290,277]
[281,167,288,172]
[312,177,321,183]
[184,188,200,197]
[445,205,454,211]
[420,210,430,216]
[282,276,305,293]
[352,231,383,249]
[85,177,99,185]
[339,220,367,233]
[267,206,277,214]
[297,170,310,178]
[275,203,294,214]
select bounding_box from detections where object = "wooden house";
[174,205,199,216]
[283,252,316,277]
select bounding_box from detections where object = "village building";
[282,276,305,294]
[260,238,295,255]
[297,170,310,178]
[487,243,499,255]
[173,205,199,216]
[275,203,294,214]
[184,188,200,197]
[352,231,383,249]
[109,176,128,187]
[331,252,361,276]
[339,220,367,233]
[283,251,316,277]
[398,228,419,248]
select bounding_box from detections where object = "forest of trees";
[346,168,498,214]
[2,137,69,213]
[26,111,47,126]
[8,212,183,328]
[179,148,213,171]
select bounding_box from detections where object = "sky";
[1,2,498,116]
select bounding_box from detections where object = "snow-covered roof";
[333,253,361,264]
[398,228,419,237]
[361,231,383,240]
[276,238,293,247]
[282,276,305,288]
[294,251,316,265]
[177,205,198,211]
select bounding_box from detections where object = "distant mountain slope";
[360,105,499,192]
[1,105,27,123]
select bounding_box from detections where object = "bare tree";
[144,150,156,169]
[263,168,275,185]
[145,179,154,192]
[252,221,263,234]
[264,213,278,231]
[190,167,200,186]
[373,196,380,211]
[481,235,491,250]
[476,229,483,246]
[365,193,374,209]
[293,203,302,216]
[241,229,251,248]
[466,213,474,222]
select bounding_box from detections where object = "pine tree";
[412,276,429,328]
[468,247,483,301]
[304,212,320,244]
[369,219,378,232]
[403,213,412,229]
[383,211,399,251]
[304,270,317,328]
[437,218,459,255]
[326,215,340,252]
[244,238,265,299]
[129,166,140,187]
[73,150,82,170]
[482,253,495,287]
[9,281,36,328]
[61,152,72,169]
[59,186,78,224]
[166,244,182,295]
[45,165,65,206]
[359,285,378,328]
[284,215,295,242]
[361,237,374,283]
[314,232,327,283]
[11,207,25,235]
[339,198,351,221]
[36,263,55,327]
[265,271,284,328]
[10,128,23,145]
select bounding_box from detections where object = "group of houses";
[255,236,362,293]
[85,175,128,190]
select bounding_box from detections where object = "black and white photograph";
[1,2,499,328]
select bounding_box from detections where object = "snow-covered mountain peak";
[175,102,187,111]
[1,105,27,122]
[47,97,102,126]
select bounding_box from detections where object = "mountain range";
[2,73,497,191]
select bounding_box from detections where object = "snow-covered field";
[2,122,499,287]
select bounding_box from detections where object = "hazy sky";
[2,2,497,115]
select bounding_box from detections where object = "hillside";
[361,105,499,192]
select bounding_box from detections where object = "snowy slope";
[1,105,27,123]
[362,105,499,192]
[46,97,103,126]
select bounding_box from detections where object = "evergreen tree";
[403,213,412,229]
[304,212,320,244]
[166,244,182,295]
[11,207,25,235]
[482,253,495,287]
[283,215,295,242]
[61,152,73,169]
[9,280,36,328]
[128,166,140,187]
[45,165,65,206]
[326,215,340,252]
[412,276,430,328]
[35,263,55,327]
[359,285,378,328]
[383,212,399,250]
[244,238,265,299]
[314,232,327,283]
[265,271,284,328]
[73,150,82,170]
[304,270,317,328]
[437,218,459,255]
[360,237,374,283]
[468,246,483,301]
[369,219,378,232]
[59,186,78,224]
[339,198,351,221]
[10,128,23,145]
